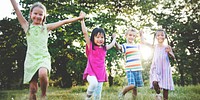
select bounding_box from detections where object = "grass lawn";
[0,85,200,100]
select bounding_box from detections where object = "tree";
[0,0,157,89]
[148,0,200,85]
[0,18,25,89]
[1,0,199,89]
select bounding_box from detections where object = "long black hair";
[90,28,106,50]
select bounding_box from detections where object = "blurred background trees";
[0,0,199,89]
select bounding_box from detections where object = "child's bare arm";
[139,29,153,47]
[106,34,117,50]
[10,0,28,32]
[47,11,86,31]
[166,45,175,59]
[80,18,90,49]
[115,41,122,51]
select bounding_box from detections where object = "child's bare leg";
[39,68,48,99]
[132,87,137,100]
[122,85,135,95]
[153,81,160,94]
[29,80,38,100]
[132,87,137,96]
[163,89,168,100]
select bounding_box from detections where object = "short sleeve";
[86,42,92,57]
[138,44,140,50]
[121,44,126,53]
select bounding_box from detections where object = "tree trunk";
[191,74,197,85]
[177,61,184,86]
[179,67,185,86]
[60,71,72,88]
[108,74,113,87]
[56,57,72,88]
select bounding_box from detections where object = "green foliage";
[0,18,25,89]
[0,0,200,90]
[148,0,200,85]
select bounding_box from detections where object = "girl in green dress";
[10,0,85,99]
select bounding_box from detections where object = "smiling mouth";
[37,18,41,21]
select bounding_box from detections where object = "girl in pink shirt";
[80,14,116,100]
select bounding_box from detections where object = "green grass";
[0,85,200,100]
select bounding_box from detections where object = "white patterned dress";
[150,45,174,90]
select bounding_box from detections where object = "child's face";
[30,7,45,25]
[94,32,105,46]
[156,31,165,43]
[125,31,137,43]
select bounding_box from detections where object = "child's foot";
[132,95,137,100]
[118,92,124,100]
[155,94,162,100]
[85,97,91,100]
[41,95,47,100]
[85,95,92,100]
[29,94,36,100]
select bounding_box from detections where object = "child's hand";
[166,45,175,59]
[79,11,86,20]
[112,34,116,38]
[165,45,172,53]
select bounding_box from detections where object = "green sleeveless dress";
[23,24,51,84]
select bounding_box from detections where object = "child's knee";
[129,84,135,88]
[153,81,158,87]
[30,86,38,94]
[90,81,98,89]
[39,68,48,78]
[29,81,38,94]
[87,81,98,95]
[153,81,160,94]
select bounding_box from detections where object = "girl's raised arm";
[140,30,153,47]
[47,11,85,31]
[106,34,117,50]
[10,0,28,32]
[81,18,90,48]
[115,42,122,51]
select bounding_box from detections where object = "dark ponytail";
[153,32,156,46]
